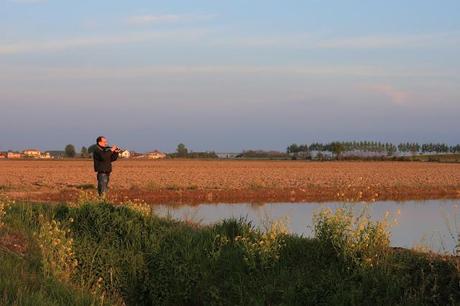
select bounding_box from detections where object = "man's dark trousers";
[97,172,110,196]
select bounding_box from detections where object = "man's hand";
[110,145,118,152]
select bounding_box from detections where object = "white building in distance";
[120,150,131,158]
[23,149,41,158]
[147,150,166,159]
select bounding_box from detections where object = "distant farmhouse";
[1,148,165,160]
[133,150,166,160]
[216,153,239,159]
[146,150,166,159]
[22,149,52,159]
[7,152,22,159]
[120,150,131,159]
[23,149,41,158]
[41,152,52,159]
[0,149,54,159]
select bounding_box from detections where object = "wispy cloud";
[125,13,216,25]
[7,0,46,3]
[0,64,454,81]
[315,32,460,49]
[0,29,210,55]
[2,28,457,55]
[213,31,460,50]
[211,33,313,48]
[361,84,411,105]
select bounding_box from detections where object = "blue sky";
[1,0,459,152]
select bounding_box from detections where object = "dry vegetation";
[1,159,460,204]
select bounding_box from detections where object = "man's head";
[97,136,107,147]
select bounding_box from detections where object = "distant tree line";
[287,141,460,157]
[236,150,289,159]
[168,143,218,159]
[53,141,460,160]
[61,144,92,158]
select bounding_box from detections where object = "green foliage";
[176,143,188,157]
[313,207,390,267]
[287,143,299,154]
[329,142,345,159]
[288,141,460,160]
[186,151,219,159]
[170,151,219,159]
[80,146,89,158]
[0,200,102,305]
[238,150,289,159]
[0,251,99,306]
[35,214,78,282]
[64,144,76,158]
[87,144,97,156]
[2,201,460,306]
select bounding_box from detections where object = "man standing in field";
[93,136,119,197]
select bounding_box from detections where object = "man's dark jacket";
[93,145,118,173]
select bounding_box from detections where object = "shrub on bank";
[313,207,390,268]
[1,199,460,305]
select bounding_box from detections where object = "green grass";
[0,233,99,306]
[1,200,459,305]
[407,153,460,163]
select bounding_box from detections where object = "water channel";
[152,200,460,254]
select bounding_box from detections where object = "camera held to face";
[104,146,124,153]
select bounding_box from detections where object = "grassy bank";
[406,153,460,163]
[1,198,459,305]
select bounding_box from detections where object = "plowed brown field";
[1,160,459,204]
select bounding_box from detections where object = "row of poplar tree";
[287,141,460,155]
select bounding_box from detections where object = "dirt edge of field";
[5,186,460,205]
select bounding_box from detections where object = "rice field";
[1,160,460,204]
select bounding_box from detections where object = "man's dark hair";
[96,136,105,144]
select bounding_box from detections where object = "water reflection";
[152,200,460,254]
